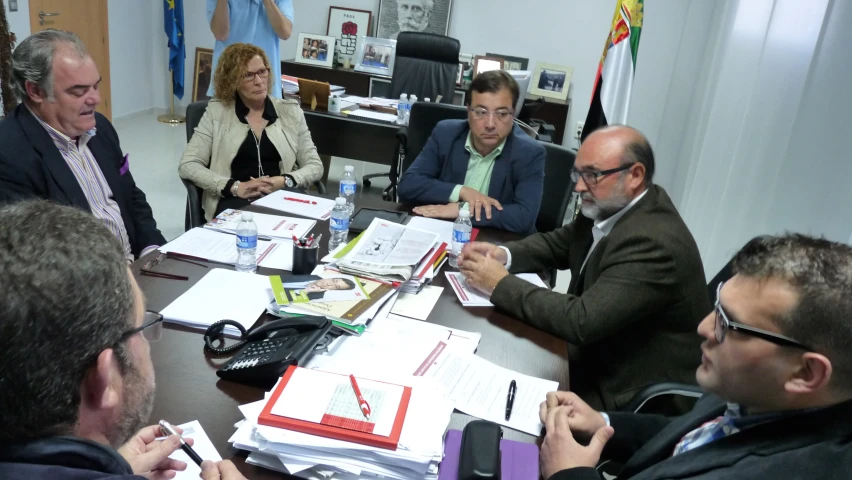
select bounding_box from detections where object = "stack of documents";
[204,209,315,240]
[406,217,480,248]
[252,192,336,220]
[445,272,549,307]
[158,228,295,270]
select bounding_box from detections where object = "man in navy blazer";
[398,71,545,234]
[0,30,164,260]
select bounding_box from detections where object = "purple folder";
[437,429,539,480]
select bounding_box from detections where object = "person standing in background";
[208,0,294,99]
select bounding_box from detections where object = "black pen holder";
[292,244,319,275]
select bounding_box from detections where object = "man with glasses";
[399,70,546,234]
[0,201,245,479]
[537,234,852,480]
[458,125,709,409]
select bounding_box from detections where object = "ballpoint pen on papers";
[505,379,517,421]
[349,374,372,421]
[283,196,318,205]
[159,420,203,466]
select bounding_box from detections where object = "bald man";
[458,126,710,410]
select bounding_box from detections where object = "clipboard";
[297,78,331,110]
[258,365,412,450]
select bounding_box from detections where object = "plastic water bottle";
[329,197,350,251]
[449,209,472,269]
[397,93,408,124]
[339,165,357,218]
[406,95,418,124]
[235,211,258,273]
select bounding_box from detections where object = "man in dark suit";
[398,70,545,234]
[0,30,164,261]
[539,234,852,480]
[459,126,709,409]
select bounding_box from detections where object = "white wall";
[108,0,154,118]
[4,0,30,42]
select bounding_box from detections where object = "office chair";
[181,100,327,231]
[362,32,461,195]
[536,143,577,288]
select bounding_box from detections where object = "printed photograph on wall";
[376,0,453,40]
[192,47,214,102]
[327,6,372,67]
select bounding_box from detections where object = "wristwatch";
[231,180,241,197]
[284,175,296,188]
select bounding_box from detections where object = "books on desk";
[252,191,335,220]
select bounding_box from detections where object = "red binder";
[258,365,412,450]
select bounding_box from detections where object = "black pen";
[159,420,203,466]
[505,379,517,421]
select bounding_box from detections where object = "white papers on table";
[168,421,222,479]
[252,192,335,220]
[405,217,456,247]
[345,109,398,123]
[343,219,439,267]
[205,209,315,240]
[415,345,559,436]
[158,228,295,270]
[390,286,443,321]
[160,269,272,334]
[445,271,548,307]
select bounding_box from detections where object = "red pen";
[349,374,372,421]
[292,234,300,245]
[283,196,318,205]
[306,234,315,247]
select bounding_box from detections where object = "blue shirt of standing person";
[207,0,294,98]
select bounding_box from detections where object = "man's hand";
[459,242,507,266]
[201,460,248,480]
[459,187,502,221]
[539,391,607,442]
[118,425,193,480]
[412,203,460,219]
[458,249,509,295]
[540,405,614,478]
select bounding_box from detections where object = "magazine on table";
[269,274,369,305]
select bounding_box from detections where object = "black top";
[230,95,282,183]
[0,436,140,479]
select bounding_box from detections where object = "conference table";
[134,193,570,479]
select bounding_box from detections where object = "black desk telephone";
[204,315,331,389]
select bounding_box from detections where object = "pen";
[505,379,517,421]
[312,234,322,248]
[306,234,315,246]
[349,374,372,421]
[283,196,318,205]
[158,420,203,466]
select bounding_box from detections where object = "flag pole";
[157,68,185,125]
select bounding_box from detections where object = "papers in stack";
[204,209,315,240]
[252,192,336,220]
[331,218,443,283]
[445,272,549,307]
[345,109,398,123]
[390,286,443,321]
[158,228,295,270]
[406,217,480,247]
[160,269,272,335]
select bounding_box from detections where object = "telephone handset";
[205,315,331,389]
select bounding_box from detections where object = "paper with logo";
[445,272,548,307]
[280,276,396,325]
[205,209,316,240]
[270,274,369,305]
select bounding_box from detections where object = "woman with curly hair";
[179,43,323,219]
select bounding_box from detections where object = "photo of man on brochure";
[278,275,361,303]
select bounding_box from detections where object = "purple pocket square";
[119,154,130,176]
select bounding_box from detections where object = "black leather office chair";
[535,143,577,288]
[363,32,461,194]
[181,100,327,231]
[394,102,468,192]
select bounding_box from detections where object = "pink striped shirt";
[30,110,134,261]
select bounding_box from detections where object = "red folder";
[258,365,412,450]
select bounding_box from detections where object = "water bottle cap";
[241,211,254,221]
[344,165,354,172]
[424,98,430,103]
[410,95,418,101]
[400,93,408,99]
[336,197,346,205]
[458,209,470,218]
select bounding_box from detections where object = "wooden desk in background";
[136,195,569,479]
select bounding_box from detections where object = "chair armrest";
[313,180,327,195]
[624,383,704,413]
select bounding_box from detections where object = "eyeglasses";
[468,107,514,122]
[118,310,164,343]
[243,67,270,83]
[570,164,634,186]
[714,282,812,350]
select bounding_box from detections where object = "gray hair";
[0,201,135,442]
[733,234,852,393]
[11,29,88,102]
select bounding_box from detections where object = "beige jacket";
[178,97,324,220]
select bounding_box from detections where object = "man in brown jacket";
[458,126,710,410]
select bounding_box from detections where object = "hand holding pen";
[117,423,195,477]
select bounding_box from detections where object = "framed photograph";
[530,62,574,101]
[354,36,397,75]
[473,55,504,77]
[486,52,529,71]
[326,6,372,67]
[191,47,214,102]
[459,53,474,82]
[294,33,336,68]
[376,0,454,40]
[455,62,464,86]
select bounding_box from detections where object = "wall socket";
[574,121,585,140]
[9,0,18,12]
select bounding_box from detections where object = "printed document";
[252,192,336,219]
[445,272,548,307]
[204,209,315,240]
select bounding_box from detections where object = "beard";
[109,362,156,447]
[580,179,632,221]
